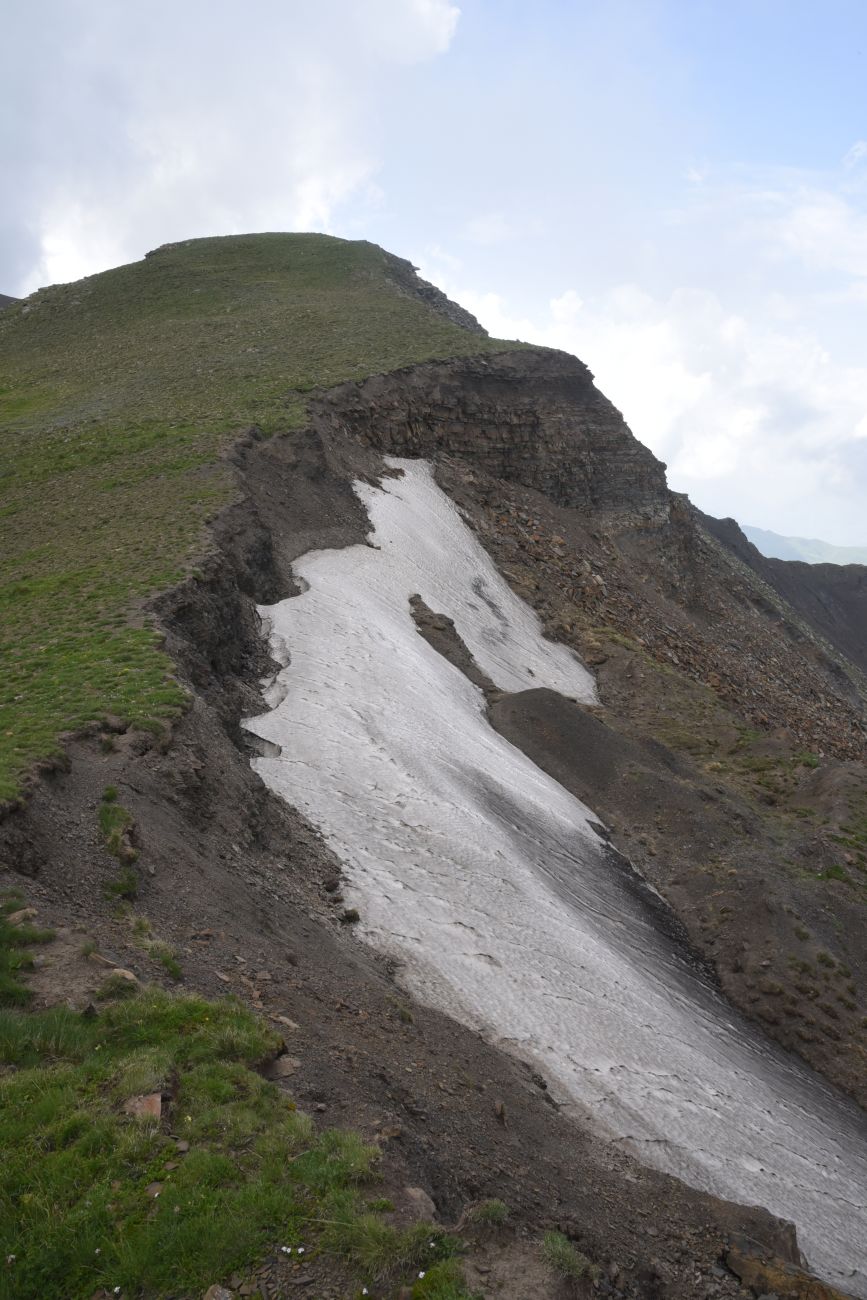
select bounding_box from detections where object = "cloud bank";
[4,0,459,293]
[423,155,867,545]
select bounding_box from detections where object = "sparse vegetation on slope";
[0,233,512,800]
[0,989,467,1299]
[0,898,482,1300]
[0,891,54,1006]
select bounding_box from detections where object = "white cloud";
[463,213,514,245]
[369,0,460,60]
[766,190,867,280]
[421,259,867,544]
[843,140,867,170]
[7,0,460,293]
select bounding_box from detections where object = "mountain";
[0,292,18,310]
[744,523,867,566]
[1,234,865,1300]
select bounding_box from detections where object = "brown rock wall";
[312,348,670,520]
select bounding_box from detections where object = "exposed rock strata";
[312,348,670,519]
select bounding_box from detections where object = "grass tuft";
[104,867,139,901]
[98,794,137,863]
[541,1230,599,1283]
[412,1257,481,1298]
[320,1197,457,1284]
[142,940,182,981]
[465,1198,508,1228]
[0,893,54,1007]
[96,973,139,1001]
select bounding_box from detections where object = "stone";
[112,969,140,985]
[726,1239,850,1299]
[87,952,117,967]
[176,1139,190,1153]
[145,1182,163,1198]
[202,1288,233,1300]
[123,1092,162,1120]
[268,1054,302,1079]
[7,907,37,926]
[271,1014,300,1030]
[403,1186,437,1221]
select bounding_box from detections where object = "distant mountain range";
[743,523,867,566]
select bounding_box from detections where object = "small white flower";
[5,1256,16,1265]
[297,1246,305,1254]
[418,1272,425,1279]
[114,1289,122,1296]
[362,1290,369,1296]
[95,1248,101,1255]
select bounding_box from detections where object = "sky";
[4,0,867,543]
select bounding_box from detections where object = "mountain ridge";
[2,233,866,1299]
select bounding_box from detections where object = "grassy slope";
[0,233,513,800]
[0,898,478,1300]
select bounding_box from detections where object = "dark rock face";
[312,348,670,520]
[699,512,867,681]
[0,293,18,311]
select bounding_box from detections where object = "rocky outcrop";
[700,512,867,681]
[0,293,18,311]
[378,247,488,335]
[312,348,670,520]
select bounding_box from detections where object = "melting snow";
[246,458,867,1296]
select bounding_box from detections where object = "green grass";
[149,942,182,982]
[412,1258,481,1298]
[98,787,138,868]
[0,233,516,799]
[0,892,54,1007]
[540,1230,599,1283]
[0,984,460,1299]
[320,1193,459,1280]
[99,800,135,855]
[104,867,139,902]
[96,973,139,1001]
[465,1198,508,1227]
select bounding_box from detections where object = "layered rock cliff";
[313,348,670,519]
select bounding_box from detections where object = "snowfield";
[246,458,867,1297]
